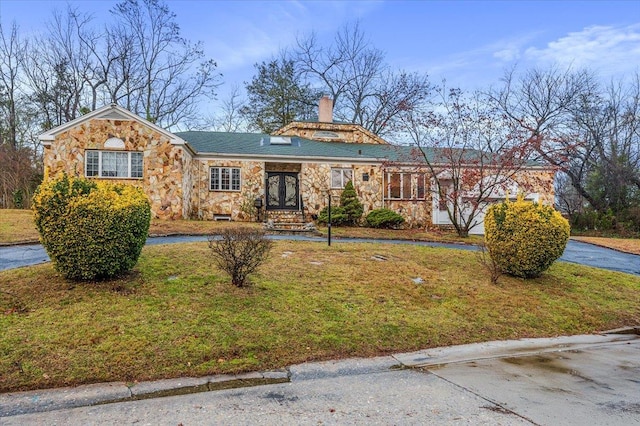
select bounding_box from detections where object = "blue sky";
[1,0,639,100]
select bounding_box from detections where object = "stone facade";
[275,121,388,145]
[189,159,264,221]
[43,118,186,219]
[298,163,384,219]
[517,169,556,205]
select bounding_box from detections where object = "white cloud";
[413,33,539,87]
[424,25,640,89]
[493,47,520,62]
[524,24,640,76]
[197,1,384,78]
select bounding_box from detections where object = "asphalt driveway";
[1,236,639,275]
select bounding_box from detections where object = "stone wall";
[44,119,186,219]
[181,150,195,219]
[515,169,556,205]
[384,200,433,228]
[275,122,388,145]
[189,159,264,221]
[299,163,383,219]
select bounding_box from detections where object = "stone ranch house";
[39,102,555,234]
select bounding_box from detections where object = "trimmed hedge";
[32,172,151,281]
[365,208,405,229]
[484,196,570,278]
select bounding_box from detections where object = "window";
[331,168,353,188]
[385,172,426,200]
[85,150,143,179]
[312,130,340,139]
[416,173,426,199]
[210,167,241,191]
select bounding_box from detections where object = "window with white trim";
[385,172,426,200]
[210,167,241,191]
[331,168,353,188]
[85,150,143,179]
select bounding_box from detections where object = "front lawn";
[0,209,263,244]
[572,236,640,255]
[0,209,39,244]
[0,208,480,245]
[1,241,639,393]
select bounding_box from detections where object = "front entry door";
[266,172,299,210]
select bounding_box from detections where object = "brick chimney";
[318,95,333,123]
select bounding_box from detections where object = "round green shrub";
[317,206,349,226]
[365,208,405,229]
[340,181,364,225]
[484,196,570,278]
[32,172,151,281]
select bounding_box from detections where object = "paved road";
[3,333,639,425]
[1,236,639,275]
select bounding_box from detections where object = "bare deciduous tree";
[209,84,248,132]
[495,66,640,215]
[110,0,221,129]
[208,228,273,287]
[294,22,431,136]
[0,21,25,148]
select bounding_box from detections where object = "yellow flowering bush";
[484,196,570,278]
[32,172,151,280]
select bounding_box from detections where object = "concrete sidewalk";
[2,330,638,424]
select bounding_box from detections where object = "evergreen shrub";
[340,181,364,225]
[365,208,405,229]
[484,196,569,278]
[32,172,151,280]
[317,206,349,226]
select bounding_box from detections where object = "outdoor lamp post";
[327,191,332,246]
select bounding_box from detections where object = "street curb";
[289,355,401,381]
[2,331,638,418]
[0,370,289,418]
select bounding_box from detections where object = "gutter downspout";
[381,169,385,209]
[198,161,202,219]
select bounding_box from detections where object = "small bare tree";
[476,243,502,285]
[397,84,536,237]
[208,228,273,287]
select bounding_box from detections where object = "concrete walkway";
[2,235,640,275]
[2,331,639,424]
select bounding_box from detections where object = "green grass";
[1,241,639,393]
[0,209,38,243]
[1,208,483,245]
